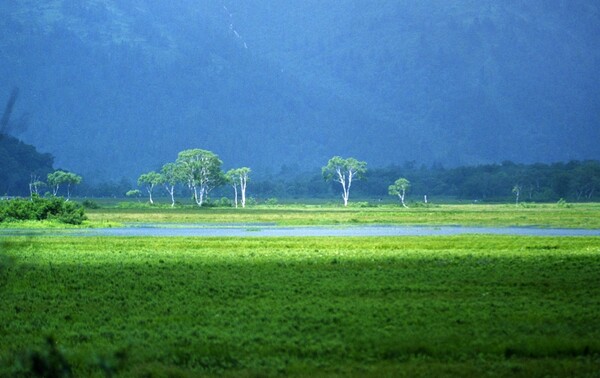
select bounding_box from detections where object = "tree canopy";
[322,156,367,206]
[176,149,224,207]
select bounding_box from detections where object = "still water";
[2,224,599,237]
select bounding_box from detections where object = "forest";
[75,159,600,204]
[2,128,599,204]
[247,160,600,203]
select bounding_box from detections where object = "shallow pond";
[1,224,600,237]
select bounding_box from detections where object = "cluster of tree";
[77,159,600,205]
[0,195,86,224]
[27,170,83,200]
[132,154,411,207]
[133,149,251,207]
[251,160,600,203]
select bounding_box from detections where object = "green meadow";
[1,235,600,376]
[82,203,600,229]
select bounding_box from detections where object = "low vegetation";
[1,236,599,376]
[80,202,600,229]
[0,196,86,225]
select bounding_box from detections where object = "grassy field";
[76,202,600,229]
[1,235,600,376]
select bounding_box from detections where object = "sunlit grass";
[83,203,600,228]
[1,236,599,376]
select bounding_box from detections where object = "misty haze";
[1,1,599,185]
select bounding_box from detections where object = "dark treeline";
[250,160,600,203]
[0,134,54,195]
[38,160,600,203]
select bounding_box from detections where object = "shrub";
[0,196,87,225]
[82,200,101,209]
[216,197,233,207]
[349,201,372,208]
[264,198,278,206]
[557,198,572,208]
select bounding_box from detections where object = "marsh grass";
[82,203,600,229]
[1,236,599,376]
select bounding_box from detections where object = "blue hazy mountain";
[1,1,598,182]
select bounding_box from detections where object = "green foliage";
[125,189,141,198]
[160,162,185,186]
[208,197,233,207]
[81,200,101,209]
[47,170,82,198]
[78,203,600,229]
[322,156,367,182]
[176,149,224,206]
[388,178,410,194]
[519,202,537,208]
[137,171,162,187]
[388,177,410,205]
[225,167,251,184]
[0,134,54,196]
[264,197,278,206]
[1,236,599,376]
[348,201,372,208]
[6,336,127,377]
[557,198,572,208]
[11,336,72,377]
[247,160,600,202]
[0,196,86,225]
[322,156,368,206]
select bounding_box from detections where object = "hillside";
[1,1,598,182]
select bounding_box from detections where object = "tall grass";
[1,236,599,376]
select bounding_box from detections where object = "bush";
[215,197,233,207]
[0,196,87,225]
[82,200,101,209]
[557,198,572,208]
[349,201,373,208]
[264,198,278,206]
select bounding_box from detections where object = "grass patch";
[1,235,599,376]
[81,203,600,229]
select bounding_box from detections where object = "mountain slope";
[1,1,598,182]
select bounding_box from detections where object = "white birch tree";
[47,170,82,200]
[512,184,521,206]
[160,162,185,207]
[176,149,223,207]
[138,171,162,205]
[322,156,367,206]
[389,178,410,208]
[226,167,251,208]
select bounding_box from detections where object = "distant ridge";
[0,2,598,182]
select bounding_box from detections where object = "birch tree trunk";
[240,175,247,208]
[232,184,238,208]
[166,185,176,207]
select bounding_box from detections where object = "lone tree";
[512,184,521,206]
[322,156,367,206]
[389,178,410,208]
[47,170,82,200]
[226,167,251,208]
[176,149,223,207]
[160,162,185,207]
[137,171,162,204]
